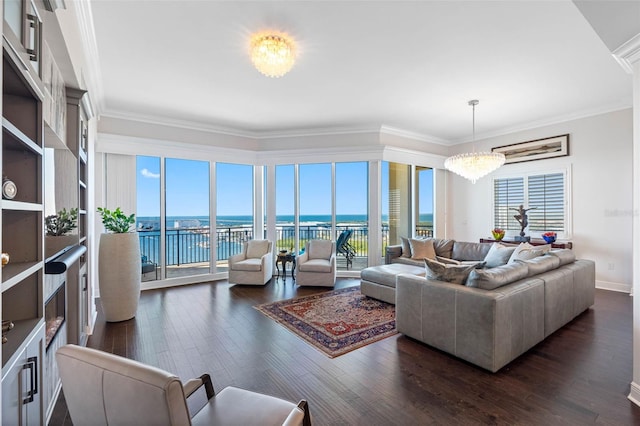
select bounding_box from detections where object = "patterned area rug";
[254,286,397,358]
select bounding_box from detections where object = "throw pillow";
[424,258,476,285]
[410,238,436,260]
[401,237,412,258]
[466,262,529,290]
[436,256,461,265]
[508,243,547,263]
[483,242,517,268]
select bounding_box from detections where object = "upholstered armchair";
[56,344,311,426]
[296,240,336,287]
[228,240,273,285]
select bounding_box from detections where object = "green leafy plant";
[45,208,78,236]
[97,207,135,233]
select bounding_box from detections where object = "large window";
[494,171,566,235]
[415,166,433,238]
[299,163,332,246]
[336,162,368,270]
[216,163,254,272]
[165,158,211,278]
[275,165,295,252]
[137,156,161,281]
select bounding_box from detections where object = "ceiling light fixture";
[444,100,505,184]
[250,32,296,78]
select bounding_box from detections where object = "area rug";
[254,286,397,358]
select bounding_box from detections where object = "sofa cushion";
[466,261,529,290]
[308,240,332,260]
[424,258,477,285]
[409,238,436,260]
[452,241,492,261]
[548,249,576,266]
[361,263,425,288]
[517,255,561,276]
[436,256,460,265]
[232,258,262,272]
[246,240,270,258]
[299,258,332,273]
[483,243,517,268]
[433,239,455,259]
[401,237,413,258]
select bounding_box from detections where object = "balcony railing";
[138,224,433,268]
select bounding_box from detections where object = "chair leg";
[297,400,311,426]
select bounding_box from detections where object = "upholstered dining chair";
[56,344,311,426]
[296,239,336,287]
[228,239,273,285]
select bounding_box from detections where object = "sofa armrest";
[228,252,246,267]
[385,245,403,264]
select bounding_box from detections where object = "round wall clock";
[2,178,17,200]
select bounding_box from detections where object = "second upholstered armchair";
[228,240,273,285]
[296,239,336,287]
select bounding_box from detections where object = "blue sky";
[137,157,433,218]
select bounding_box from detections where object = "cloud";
[141,168,160,179]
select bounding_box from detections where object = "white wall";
[447,108,633,292]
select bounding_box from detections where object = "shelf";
[1,318,44,371]
[1,261,42,292]
[1,200,43,211]
[2,118,42,155]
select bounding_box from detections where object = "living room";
[2,0,640,424]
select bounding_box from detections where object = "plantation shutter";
[494,177,524,230]
[527,173,564,232]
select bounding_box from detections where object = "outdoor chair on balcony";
[228,240,273,285]
[141,255,158,280]
[296,239,336,287]
[336,230,356,269]
[56,344,311,426]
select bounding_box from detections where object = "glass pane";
[136,156,160,282]
[4,0,23,42]
[299,163,332,249]
[216,163,254,272]
[415,166,433,238]
[382,161,411,252]
[165,158,211,278]
[276,165,295,253]
[336,162,368,270]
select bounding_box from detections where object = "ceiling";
[88,0,632,144]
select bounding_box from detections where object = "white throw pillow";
[484,242,517,268]
[409,238,436,260]
[508,242,547,263]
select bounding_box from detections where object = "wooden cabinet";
[1,322,44,426]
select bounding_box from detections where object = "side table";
[276,252,296,279]
[479,238,572,249]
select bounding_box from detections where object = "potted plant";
[97,207,140,322]
[45,208,79,258]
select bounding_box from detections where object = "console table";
[480,238,572,249]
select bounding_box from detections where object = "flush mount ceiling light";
[444,100,505,184]
[250,32,296,78]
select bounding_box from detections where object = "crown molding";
[449,103,632,145]
[380,125,450,146]
[613,33,640,74]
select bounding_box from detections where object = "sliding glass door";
[336,162,368,270]
[136,156,161,282]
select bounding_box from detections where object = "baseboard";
[596,280,631,294]
[629,381,640,407]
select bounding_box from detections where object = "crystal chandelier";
[250,32,296,78]
[444,100,505,184]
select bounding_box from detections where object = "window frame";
[491,166,572,239]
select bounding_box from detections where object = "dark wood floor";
[50,278,640,425]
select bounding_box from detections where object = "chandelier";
[444,100,505,184]
[250,32,296,78]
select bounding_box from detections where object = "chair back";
[245,240,272,258]
[307,239,334,260]
[336,230,353,254]
[56,344,192,426]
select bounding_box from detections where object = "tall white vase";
[98,232,141,322]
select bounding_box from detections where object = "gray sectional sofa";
[360,238,596,372]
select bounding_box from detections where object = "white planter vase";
[98,232,141,322]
